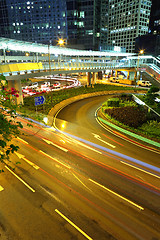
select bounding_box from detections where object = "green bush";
[138,120,160,139]
[105,106,148,128]
[106,98,119,107]
[22,84,137,115]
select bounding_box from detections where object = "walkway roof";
[0,37,135,57]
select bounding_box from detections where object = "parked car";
[137,80,151,87]
[109,77,119,83]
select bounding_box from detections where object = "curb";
[98,115,160,148]
[46,89,159,147]
[47,90,146,126]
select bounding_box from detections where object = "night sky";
[149,0,160,29]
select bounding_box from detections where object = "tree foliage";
[144,86,160,105]
[0,87,22,169]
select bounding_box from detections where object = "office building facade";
[66,0,101,50]
[0,0,67,45]
[107,0,152,52]
[0,0,153,53]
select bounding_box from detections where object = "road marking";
[5,166,35,193]
[89,178,144,210]
[42,138,68,152]
[39,150,71,169]
[72,173,92,192]
[95,111,160,155]
[77,140,102,154]
[15,152,39,170]
[0,185,4,191]
[121,161,160,179]
[55,209,93,240]
[92,133,116,148]
[17,137,29,145]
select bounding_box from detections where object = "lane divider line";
[89,178,144,210]
[39,150,71,169]
[55,209,93,240]
[5,166,35,193]
[42,138,68,152]
[72,172,92,192]
[17,137,29,145]
[121,161,160,179]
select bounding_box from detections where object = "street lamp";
[57,38,65,47]
[135,49,144,90]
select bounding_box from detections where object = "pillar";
[87,72,92,86]
[128,71,136,81]
[111,70,114,77]
[36,53,38,62]
[127,70,130,79]
[98,71,102,80]
[3,49,6,63]
[115,70,118,77]
[7,80,23,105]
[92,72,96,85]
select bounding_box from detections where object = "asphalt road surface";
[0,95,160,240]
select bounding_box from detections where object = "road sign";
[34,96,45,106]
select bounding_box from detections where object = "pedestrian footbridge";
[0,37,160,104]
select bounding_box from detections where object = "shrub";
[105,106,148,128]
[119,93,133,101]
[106,97,120,107]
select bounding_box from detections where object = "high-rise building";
[135,0,160,55]
[0,0,153,53]
[107,0,152,52]
[66,0,101,50]
[0,0,67,45]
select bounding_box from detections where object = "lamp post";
[135,49,144,90]
[57,38,66,66]
[48,40,51,73]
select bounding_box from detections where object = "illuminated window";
[80,11,85,18]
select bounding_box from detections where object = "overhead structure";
[0,37,135,57]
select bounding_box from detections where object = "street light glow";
[58,39,65,46]
[139,49,144,55]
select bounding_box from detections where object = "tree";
[0,87,23,172]
[144,86,159,105]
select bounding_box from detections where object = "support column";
[7,80,23,105]
[87,72,92,86]
[128,71,136,80]
[111,70,114,77]
[3,49,6,63]
[127,71,130,79]
[92,72,96,85]
[36,53,38,62]
[98,71,102,80]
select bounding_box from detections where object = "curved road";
[0,95,160,240]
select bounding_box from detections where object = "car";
[137,80,151,87]
[109,77,119,83]
[27,82,38,88]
